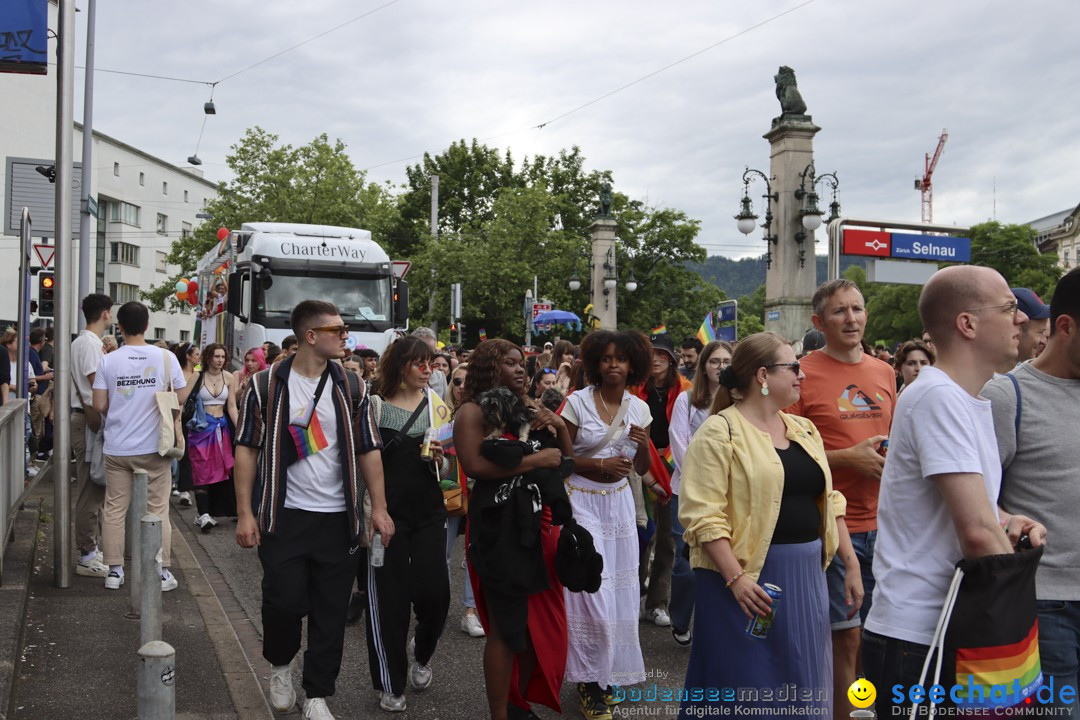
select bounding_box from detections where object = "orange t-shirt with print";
[785,350,896,533]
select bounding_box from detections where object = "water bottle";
[371,532,385,567]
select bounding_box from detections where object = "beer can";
[879,438,889,457]
[746,583,783,639]
[420,427,436,460]
[371,532,385,568]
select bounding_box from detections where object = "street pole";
[76,0,97,322]
[428,175,439,332]
[53,0,76,588]
[524,289,532,348]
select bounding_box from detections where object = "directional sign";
[842,229,891,257]
[87,194,100,219]
[531,302,552,319]
[890,233,970,263]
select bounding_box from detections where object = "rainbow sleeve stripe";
[288,411,329,459]
[953,621,1042,706]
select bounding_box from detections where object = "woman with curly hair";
[560,330,653,719]
[894,338,935,395]
[454,339,572,720]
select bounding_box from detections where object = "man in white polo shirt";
[863,265,1046,713]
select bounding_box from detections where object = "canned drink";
[371,532,385,567]
[420,427,436,460]
[879,438,889,457]
[746,583,783,638]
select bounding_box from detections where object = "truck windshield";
[258,273,391,327]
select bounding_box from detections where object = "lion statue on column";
[774,66,807,116]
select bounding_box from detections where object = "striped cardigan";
[235,355,381,542]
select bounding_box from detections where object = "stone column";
[763,117,820,342]
[590,217,618,330]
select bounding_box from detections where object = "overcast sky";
[70,0,1079,259]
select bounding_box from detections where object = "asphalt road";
[176,500,690,719]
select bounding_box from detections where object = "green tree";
[142,127,398,311]
[736,284,766,339]
[843,265,923,345]
[969,221,1062,297]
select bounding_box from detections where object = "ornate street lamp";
[734,167,779,268]
[793,162,840,267]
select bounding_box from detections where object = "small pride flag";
[696,312,717,344]
[478,328,487,341]
[650,324,667,335]
[288,409,328,458]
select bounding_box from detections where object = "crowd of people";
[6,264,1078,720]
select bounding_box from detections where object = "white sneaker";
[379,692,406,712]
[161,570,178,592]
[76,555,109,578]
[104,570,124,590]
[195,513,218,533]
[642,607,671,627]
[268,663,296,712]
[303,697,335,719]
[26,466,39,478]
[460,612,485,637]
[178,491,191,506]
[407,636,433,690]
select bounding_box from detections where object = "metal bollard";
[140,514,162,646]
[137,640,175,720]
[127,470,149,619]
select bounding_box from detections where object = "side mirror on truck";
[227,272,246,321]
[394,279,409,325]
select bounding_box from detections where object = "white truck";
[195,222,409,367]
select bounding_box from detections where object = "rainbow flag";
[650,324,667,335]
[696,312,717,344]
[953,621,1043,707]
[288,410,328,458]
[478,328,487,341]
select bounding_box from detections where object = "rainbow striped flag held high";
[650,324,667,335]
[696,312,717,344]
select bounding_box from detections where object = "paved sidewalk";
[3,471,271,720]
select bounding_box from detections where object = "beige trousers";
[102,453,172,568]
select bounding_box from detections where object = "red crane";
[915,129,948,223]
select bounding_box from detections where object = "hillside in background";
[690,254,868,298]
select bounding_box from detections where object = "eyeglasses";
[706,358,732,368]
[452,377,464,386]
[963,301,1019,317]
[410,361,433,372]
[766,361,801,375]
[310,325,350,337]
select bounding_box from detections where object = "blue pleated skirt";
[679,539,832,717]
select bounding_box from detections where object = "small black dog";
[478,386,533,443]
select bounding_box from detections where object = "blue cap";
[1011,288,1050,320]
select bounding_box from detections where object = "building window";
[181,221,192,239]
[113,162,120,176]
[109,201,140,226]
[183,190,189,203]
[139,172,145,186]
[110,242,140,266]
[1065,249,1072,269]
[153,328,166,340]
[108,282,139,304]
[162,181,168,195]
[156,251,168,273]
[180,330,190,342]
[156,213,168,235]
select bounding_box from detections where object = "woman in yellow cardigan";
[678,332,862,717]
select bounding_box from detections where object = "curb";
[170,507,273,720]
[0,497,43,720]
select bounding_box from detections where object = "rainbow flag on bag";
[288,405,329,458]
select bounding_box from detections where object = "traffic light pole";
[52,0,76,588]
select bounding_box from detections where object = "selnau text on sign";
[841,228,970,263]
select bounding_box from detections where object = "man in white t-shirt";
[93,301,189,593]
[863,265,1047,713]
[71,293,112,578]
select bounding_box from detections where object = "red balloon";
[189,292,199,306]
[187,280,199,296]
[217,227,229,241]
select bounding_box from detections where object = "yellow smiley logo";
[847,678,876,709]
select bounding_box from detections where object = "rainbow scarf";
[289,401,329,459]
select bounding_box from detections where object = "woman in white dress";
[559,330,653,720]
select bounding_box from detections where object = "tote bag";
[156,348,186,459]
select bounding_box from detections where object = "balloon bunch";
[175,278,200,305]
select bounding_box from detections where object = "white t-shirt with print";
[284,370,345,513]
[866,366,1002,646]
[93,345,187,457]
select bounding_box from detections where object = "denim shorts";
[826,529,876,629]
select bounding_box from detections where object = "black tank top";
[771,441,825,545]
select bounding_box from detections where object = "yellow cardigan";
[678,405,846,579]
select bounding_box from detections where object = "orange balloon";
[176,290,187,301]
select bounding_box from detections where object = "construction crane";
[915,129,948,223]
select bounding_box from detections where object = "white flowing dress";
[560,387,651,690]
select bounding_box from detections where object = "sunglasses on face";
[452,377,464,386]
[766,361,801,375]
[541,368,557,375]
[311,325,350,337]
[410,361,433,372]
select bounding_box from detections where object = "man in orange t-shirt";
[786,278,895,718]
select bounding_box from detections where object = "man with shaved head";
[863,266,1047,713]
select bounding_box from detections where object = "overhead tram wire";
[363,0,817,172]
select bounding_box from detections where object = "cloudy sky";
[70,0,1078,258]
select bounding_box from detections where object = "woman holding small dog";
[454,339,573,720]
[364,336,452,712]
[560,330,653,720]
